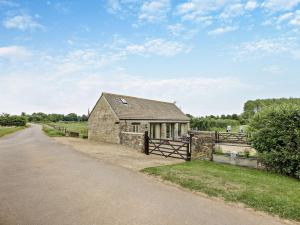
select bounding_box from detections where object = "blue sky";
[0,0,300,116]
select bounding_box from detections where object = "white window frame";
[133,124,139,133]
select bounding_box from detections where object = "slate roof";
[102,92,190,121]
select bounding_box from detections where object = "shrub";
[249,104,300,178]
[190,117,240,131]
[0,115,27,127]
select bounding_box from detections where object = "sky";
[0,0,300,116]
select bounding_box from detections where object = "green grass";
[47,122,87,138]
[142,161,300,221]
[42,125,65,137]
[0,126,25,137]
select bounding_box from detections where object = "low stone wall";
[189,131,215,160]
[213,154,258,168]
[120,132,144,152]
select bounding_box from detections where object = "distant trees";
[242,98,300,122]
[0,114,27,126]
[26,112,88,123]
[189,114,241,131]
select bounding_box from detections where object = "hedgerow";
[0,115,27,127]
[250,104,300,178]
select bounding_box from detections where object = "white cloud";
[234,37,298,59]
[277,12,294,23]
[220,3,245,20]
[167,23,184,35]
[107,0,121,13]
[138,0,170,22]
[0,70,250,115]
[0,46,31,60]
[176,0,240,23]
[54,2,71,14]
[262,65,282,74]
[3,14,44,31]
[262,0,300,12]
[0,0,18,7]
[208,26,238,35]
[289,10,300,25]
[125,38,190,56]
[245,1,258,10]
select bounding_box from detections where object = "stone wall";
[213,154,258,168]
[120,132,145,152]
[88,96,121,144]
[189,131,215,160]
[119,121,148,134]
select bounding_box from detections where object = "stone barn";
[88,92,190,144]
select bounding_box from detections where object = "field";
[142,161,300,221]
[0,126,25,137]
[47,122,87,137]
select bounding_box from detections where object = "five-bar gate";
[144,131,193,161]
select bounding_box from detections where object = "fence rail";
[46,124,84,138]
[215,132,250,145]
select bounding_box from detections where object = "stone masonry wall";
[119,121,148,134]
[88,96,121,144]
[189,131,215,160]
[120,132,145,152]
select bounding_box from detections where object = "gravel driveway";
[0,124,293,225]
[53,136,181,171]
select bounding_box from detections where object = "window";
[150,123,161,139]
[178,123,182,137]
[166,123,174,139]
[132,122,140,133]
[120,98,127,105]
[133,125,139,133]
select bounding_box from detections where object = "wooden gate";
[144,131,192,161]
[215,132,250,145]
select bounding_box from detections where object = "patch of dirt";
[53,137,182,171]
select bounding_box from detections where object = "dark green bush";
[0,115,27,127]
[249,104,300,178]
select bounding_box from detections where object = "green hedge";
[0,115,27,127]
[250,104,300,178]
[191,117,240,131]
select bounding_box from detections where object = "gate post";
[144,131,149,155]
[187,133,194,161]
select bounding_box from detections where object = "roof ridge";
[103,92,175,105]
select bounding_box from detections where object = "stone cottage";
[88,92,190,144]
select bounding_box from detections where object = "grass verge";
[47,122,87,138]
[142,160,300,221]
[42,125,65,137]
[0,126,25,137]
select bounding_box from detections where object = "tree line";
[189,98,300,131]
[0,112,88,127]
[23,112,88,122]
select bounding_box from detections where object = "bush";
[0,115,27,127]
[190,117,240,131]
[249,104,300,178]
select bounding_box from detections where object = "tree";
[64,113,78,122]
[249,104,300,178]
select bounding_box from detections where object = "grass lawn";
[42,125,66,137]
[47,122,87,137]
[142,160,300,221]
[0,126,25,137]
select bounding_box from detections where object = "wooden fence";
[47,124,82,138]
[215,132,250,145]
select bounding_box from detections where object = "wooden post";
[215,131,219,143]
[187,133,193,161]
[144,131,149,155]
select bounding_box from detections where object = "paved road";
[0,125,290,225]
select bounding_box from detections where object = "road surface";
[0,125,291,225]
